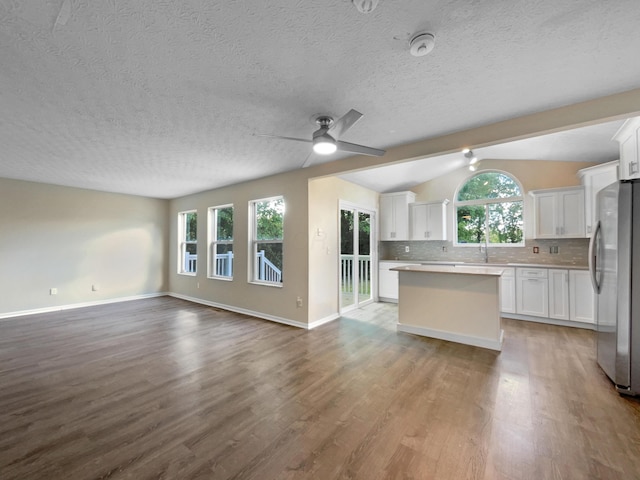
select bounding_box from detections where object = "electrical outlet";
[92,284,99,291]
[405,246,410,253]
[533,246,539,254]
[296,296,303,308]
[50,288,57,295]
[442,246,447,253]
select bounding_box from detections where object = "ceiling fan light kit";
[409,32,435,57]
[258,109,386,162]
[313,134,338,155]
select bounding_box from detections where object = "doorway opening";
[339,202,376,313]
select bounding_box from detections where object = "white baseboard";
[397,323,503,352]
[502,313,595,330]
[168,292,313,330]
[308,313,340,329]
[0,292,169,320]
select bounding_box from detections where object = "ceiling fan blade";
[336,140,386,157]
[328,109,363,138]
[256,134,311,144]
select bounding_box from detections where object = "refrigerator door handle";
[589,220,601,293]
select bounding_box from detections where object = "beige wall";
[308,177,378,323]
[168,169,311,326]
[0,178,169,316]
[411,159,599,240]
[4,89,640,323]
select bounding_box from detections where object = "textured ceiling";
[1,0,640,198]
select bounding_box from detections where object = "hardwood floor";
[1,297,639,480]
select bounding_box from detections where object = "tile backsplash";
[380,238,589,266]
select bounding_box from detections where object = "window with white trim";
[178,210,197,274]
[455,171,524,245]
[208,205,234,279]
[249,196,284,285]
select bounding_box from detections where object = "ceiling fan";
[258,109,386,167]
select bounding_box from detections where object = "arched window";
[455,171,524,245]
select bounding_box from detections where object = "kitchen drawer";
[516,267,548,279]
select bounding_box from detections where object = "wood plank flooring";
[1,297,639,479]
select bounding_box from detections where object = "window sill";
[249,280,283,288]
[178,272,197,276]
[208,276,233,282]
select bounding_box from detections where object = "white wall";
[0,178,169,316]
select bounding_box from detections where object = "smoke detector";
[352,0,379,14]
[409,32,435,57]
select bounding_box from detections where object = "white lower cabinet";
[507,267,594,327]
[569,270,595,323]
[500,268,516,313]
[378,262,412,302]
[516,268,549,317]
[548,269,569,320]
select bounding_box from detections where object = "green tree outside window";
[456,172,524,245]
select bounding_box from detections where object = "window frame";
[208,204,234,281]
[178,209,198,276]
[248,195,284,287]
[453,170,525,247]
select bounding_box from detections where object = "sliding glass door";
[340,203,375,313]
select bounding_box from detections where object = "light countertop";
[391,264,505,276]
[381,260,588,270]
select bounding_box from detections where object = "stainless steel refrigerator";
[589,179,640,396]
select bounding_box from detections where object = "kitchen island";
[391,264,504,351]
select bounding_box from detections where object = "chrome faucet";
[480,239,489,263]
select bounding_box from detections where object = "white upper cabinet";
[577,161,619,237]
[530,186,585,239]
[613,117,640,180]
[379,191,416,241]
[409,200,449,241]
